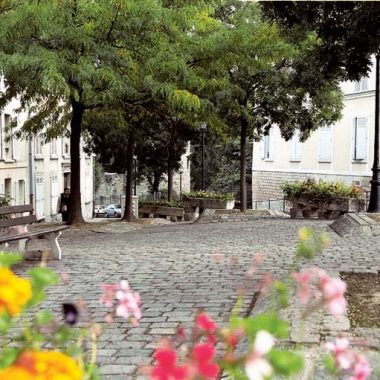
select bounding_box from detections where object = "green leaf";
[231,313,289,341]
[324,354,339,375]
[268,349,304,376]
[0,313,12,334]
[0,253,22,268]
[34,310,53,325]
[0,348,19,369]
[28,267,59,288]
[273,280,289,308]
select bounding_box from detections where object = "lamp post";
[200,122,207,190]
[133,155,137,196]
[179,166,183,200]
[368,53,380,212]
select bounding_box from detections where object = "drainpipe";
[28,135,34,208]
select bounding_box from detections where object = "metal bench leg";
[18,238,28,252]
[42,231,63,260]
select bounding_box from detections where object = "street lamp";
[200,122,207,190]
[368,53,380,212]
[179,166,183,200]
[133,155,137,196]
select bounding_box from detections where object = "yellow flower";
[0,350,83,380]
[298,227,311,242]
[0,267,32,316]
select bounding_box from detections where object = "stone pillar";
[132,196,139,219]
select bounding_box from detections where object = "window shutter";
[354,117,368,160]
[319,127,332,161]
[291,131,302,160]
[269,128,274,159]
[12,137,20,160]
[260,138,265,159]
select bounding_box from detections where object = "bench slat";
[0,226,68,243]
[0,215,37,229]
[0,205,34,215]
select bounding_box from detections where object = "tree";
[203,1,343,211]
[260,1,380,80]
[0,0,129,224]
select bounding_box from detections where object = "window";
[354,77,368,92]
[290,131,302,161]
[353,117,368,161]
[62,139,70,158]
[51,174,59,214]
[34,134,43,156]
[318,126,332,162]
[261,128,274,160]
[4,114,12,160]
[50,138,58,157]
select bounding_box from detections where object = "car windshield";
[116,205,121,209]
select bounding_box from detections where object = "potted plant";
[282,179,365,219]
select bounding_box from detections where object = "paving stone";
[10,218,380,377]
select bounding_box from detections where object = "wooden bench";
[0,205,68,260]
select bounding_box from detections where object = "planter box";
[182,197,235,210]
[139,205,184,221]
[287,196,365,219]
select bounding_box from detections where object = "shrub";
[140,200,183,208]
[182,191,235,201]
[282,179,363,202]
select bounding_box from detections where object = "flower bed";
[282,179,365,219]
[182,191,235,211]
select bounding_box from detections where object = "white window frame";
[62,139,70,158]
[352,117,368,161]
[34,133,43,158]
[50,138,58,158]
[290,130,302,161]
[261,128,274,161]
[318,126,332,163]
[354,77,368,92]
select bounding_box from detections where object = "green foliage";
[182,190,235,200]
[268,349,304,376]
[27,267,59,306]
[282,179,363,202]
[140,200,183,208]
[230,312,289,343]
[0,253,22,268]
[296,227,330,260]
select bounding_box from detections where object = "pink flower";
[151,348,188,380]
[115,280,141,321]
[99,283,118,307]
[196,313,218,333]
[318,271,347,315]
[350,353,372,380]
[245,331,275,380]
[326,338,372,380]
[292,271,313,304]
[191,343,220,379]
[326,338,352,370]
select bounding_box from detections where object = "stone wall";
[252,170,371,202]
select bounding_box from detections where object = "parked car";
[104,204,122,218]
[94,205,106,218]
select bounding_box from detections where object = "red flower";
[196,313,218,333]
[191,343,220,379]
[150,348,188,380]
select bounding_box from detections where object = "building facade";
[251,58,377,204]
[0,77,94,221]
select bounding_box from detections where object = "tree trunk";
[167,157,174,201]
[152,171,161,194]
[240,120,248,212]
[68,102,85,225]
[122,129,135,222]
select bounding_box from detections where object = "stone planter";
[139,205,184,222]
[287,196,365,219]
[182,197,235,210]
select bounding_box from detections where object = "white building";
[0,77,94,220]
[251,58,377,204]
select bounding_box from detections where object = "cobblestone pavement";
[12,218,380,378]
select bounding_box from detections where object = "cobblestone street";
[14,218,380,378]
